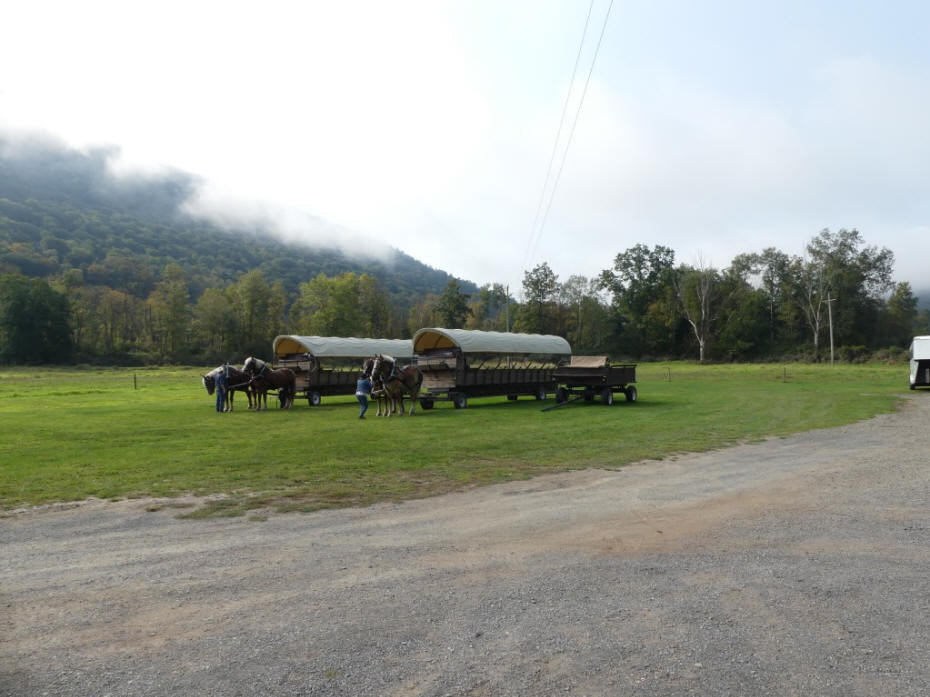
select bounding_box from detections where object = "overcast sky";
[3,1,929,294]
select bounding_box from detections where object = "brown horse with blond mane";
[368,354,423,416]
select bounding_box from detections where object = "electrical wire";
[525,0,614,269]
[522,0,595,271]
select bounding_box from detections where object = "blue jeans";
[356,394,368,417]
[216,374,227,412]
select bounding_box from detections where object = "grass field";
[0,363,909,517]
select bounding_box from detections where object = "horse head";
[202,374,215,395]
[243,356,259,375]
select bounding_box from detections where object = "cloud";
[182,181,395,262]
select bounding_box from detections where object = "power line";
[525,0,614,269]
[522,0,595,271]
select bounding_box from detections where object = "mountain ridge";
[0,136,476,307]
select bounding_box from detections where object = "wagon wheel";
[308,391,322,407]
[419,397,435,410]
[535,385,547,401]
[583,388,594,402]
[624,385,638,403]
[556,387,568,404]
[601,387,613,405]
[452,393,468,409]
[506,394,518,401]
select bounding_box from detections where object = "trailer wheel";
[601,387,614,405]
[583,388,594,402]
[535,386,547,401]
[308,391,322,407]
[507,394,518,401]
[556,387,568,404]
[419,397,435,410]
[624,385,638,403]
[452,393,468,409]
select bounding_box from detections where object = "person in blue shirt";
[355,373,373,419]
[215,364,229,413]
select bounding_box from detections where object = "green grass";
[0,362,910,516]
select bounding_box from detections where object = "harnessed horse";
[369,354,423,416]
[243,356,297,410]
[201,364,254,411]
[362,358,390,417]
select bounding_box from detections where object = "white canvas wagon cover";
[273,335,413,360]
[413,328,571,356]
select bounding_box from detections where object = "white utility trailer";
[909,336,930,390]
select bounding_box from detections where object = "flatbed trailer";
[272,335,413,406]
[413,328,572,409]
[551,355,637,407]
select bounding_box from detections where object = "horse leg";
[226,390,233,412]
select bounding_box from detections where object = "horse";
[362,357,390,417]
[243,356,296,410]
[369,354,423,416]
[201,364,254,411]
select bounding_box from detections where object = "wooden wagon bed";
[552,355,637,406]
[413,328,572,410]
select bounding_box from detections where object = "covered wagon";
[412,328,572,409]
[272,335,413,406]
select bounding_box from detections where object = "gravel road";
[3,395,930,696]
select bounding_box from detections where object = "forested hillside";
[1,137,927,366]
[0,138,472,306]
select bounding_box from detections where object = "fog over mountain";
[0,132,475,303]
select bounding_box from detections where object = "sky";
[2,0,930,295]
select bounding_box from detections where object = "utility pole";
[827,295,836,366]
[504,284,510,333]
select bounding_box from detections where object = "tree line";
[2,227,927,366]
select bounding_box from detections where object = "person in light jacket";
[355,373,372,419]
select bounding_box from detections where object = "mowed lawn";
[0,363,908,516]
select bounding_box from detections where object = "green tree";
[192,287,236,361]
[294,272,389,337]
[434,279,472,328]
[146,263,191,361]
[0,274,73,363]
[407,293,440,336]
[228,270,277,356]
[883,282,918,347]
[674,258,719,362]
[467,283,511,331]
[358,274,392,336]
[518,262,559,334]
[559,275,610,354]
[598,244,676,356]
[715,261,771,360]
[806,228,894,348]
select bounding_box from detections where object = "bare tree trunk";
[676,257,715,363]
[799,261,826,354]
